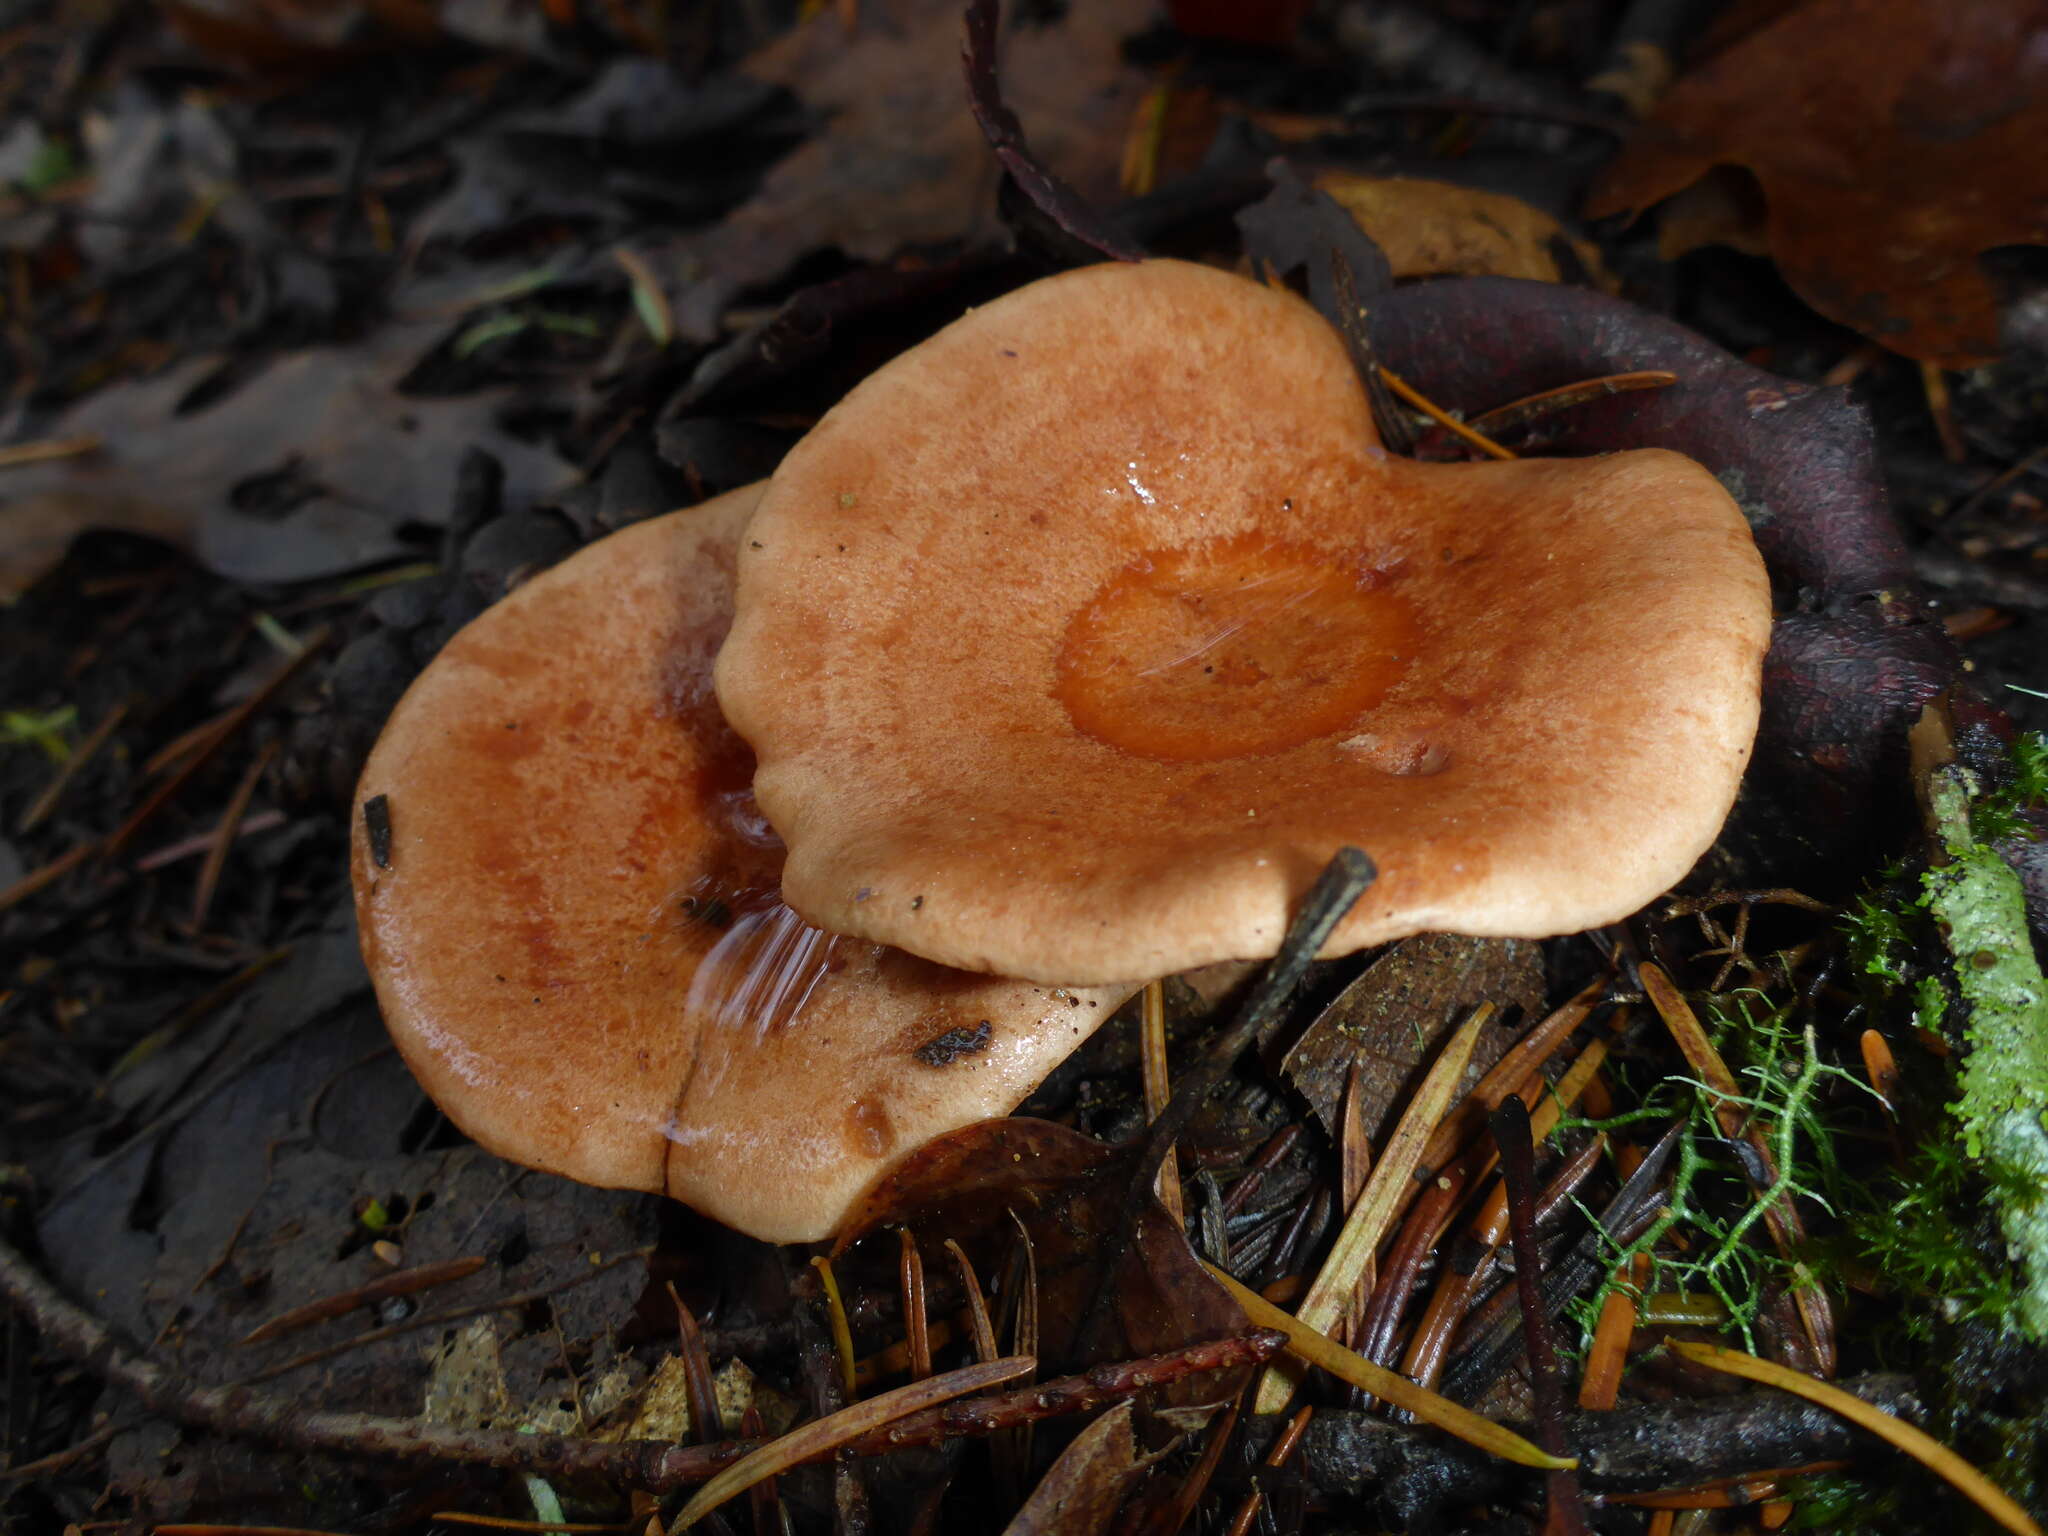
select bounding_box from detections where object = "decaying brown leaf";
[1001,1400,1157,1536]
[640,0,1151,341]
[1279,934,1544,1140]
[1588,0,2048,364]
[1316,173,1612,287]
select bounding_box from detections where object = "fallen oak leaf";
[1586,0,2048,365]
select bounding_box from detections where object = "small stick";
[1465,370,1678,439]
[190,739,278,930]
[0,432,99,468]
[135,809,287,871]
[850,1330,1281,1456]
[18,697,128,833]
[1254,1001,1489,1414]
[1221,1123,1300,1218]
[1074,848,1376,1361]
[1492,1095,1587,1533]
[854,1320,957,1389]
[1264,1182,1330,1290]
[1578,1251,1648,1411]
[242,1247,655,1385]
[239,1257,486,1345]
[1859,1028,1899,1115]
[944,1240,998,1364]
[104,625,331,858]
[671,1357,1037,1528]
[1119,79,1173,198]
[0,837,97,913]
[1921,361,1967,464]
[1340,1064,1375,1342]
[1145,1392,1241,1536]
[1671,1340,2043,1536]
[1140,979,1185,1226]
[809,1255,859,1402]
[667,1284,725,1447]
[1379,366,1517,460]
[1225,1404,1313,1536]
[1353,1169,1467,1372]
[1416,977,1604,1177]
[897,1228,931,1381]
[1395,1236,1493,1396]
[1641,964,1835,1374]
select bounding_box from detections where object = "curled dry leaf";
[1315,173,1612,287]
[1587,0,2048,365]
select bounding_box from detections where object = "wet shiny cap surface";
[350,484,1127,1243]
[714,259,1773,985]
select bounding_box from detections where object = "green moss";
[1781,1472,1899,1532]
[1922,758,2048,1338]
[1567,995,1862,1355]
[1966,730,2048,844]
[1845,887,1914,985]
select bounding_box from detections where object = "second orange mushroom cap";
[714,259,1774,986]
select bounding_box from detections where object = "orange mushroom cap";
[714,260,1772,986]
[350,485,1127,1244]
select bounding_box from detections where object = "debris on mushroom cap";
[349,484,1128,1244]
[714,259,1773,987]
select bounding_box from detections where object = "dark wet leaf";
[412,62,790,246]
[0,318,574,591]
[630,0,1151,341]
[962,0,1145,263]
[1588,0,2048,364]
[1235,163,1393,329]
[32,909,657,1526]
[1279,935,1544,1141]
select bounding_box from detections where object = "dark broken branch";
[0,1231,1280,1494]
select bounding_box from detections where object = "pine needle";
[1254,1003,1492,1414]
[809,1255,858,1402]
[1209,1264,1573,1470]
[669,1356,1036,1530]
[1668,1340,2044,1536]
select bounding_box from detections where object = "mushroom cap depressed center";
[713,259,1773,987]
[350,484,1128,1244]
